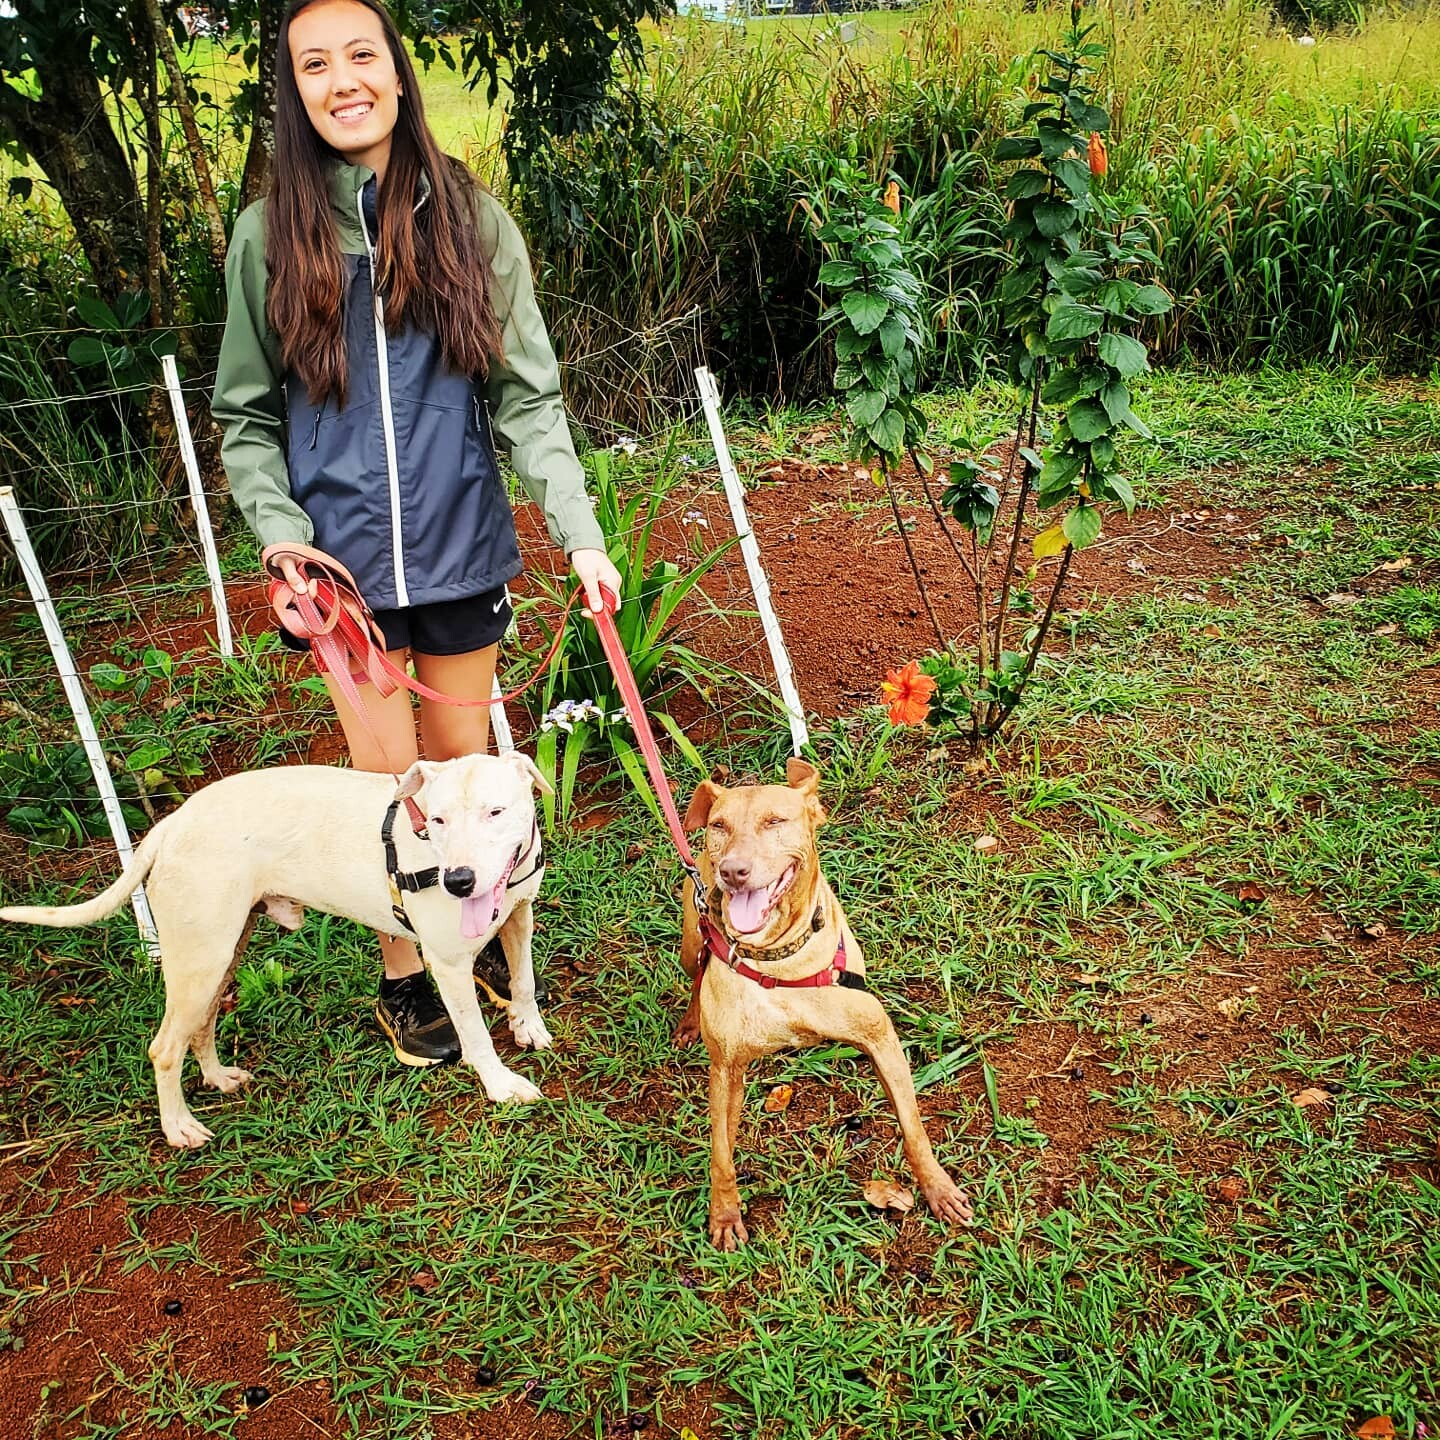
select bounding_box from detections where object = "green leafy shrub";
[832,1,1171,752]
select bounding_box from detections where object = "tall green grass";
[493,0,1440,421]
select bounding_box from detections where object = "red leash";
[268,552,849,988]
[263,544,578,815]
[588,586,855,991]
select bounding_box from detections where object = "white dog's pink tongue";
[727,885,770,934]
[460,881,505,941]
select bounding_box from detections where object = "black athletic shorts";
[279,584,512,657]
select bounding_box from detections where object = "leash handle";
[587,584,700,872]
[263,545,581,709]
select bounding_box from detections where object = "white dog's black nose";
[443,867,476,898]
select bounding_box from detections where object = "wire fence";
[0,313,809,895]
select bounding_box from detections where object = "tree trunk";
[142,0,228,272]
[0,70,147,299]
[240,0,281,208]
[134,4,166,323]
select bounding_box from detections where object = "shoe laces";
[387,972,447,1030]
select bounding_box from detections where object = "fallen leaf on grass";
[1215,1176,1246,1202]
[56,996,94,1007]
[1322,592,1363,608]
[1073,972,1108,986]
[1235,880,1266,906]
[1359,921,1387,940]
[1371,623,1399,637]
[1356,1418,1396,1439]
[1216,995,1247,1019]
[863,1180,915,1213]
[974,835,999,853]
[962,757,988,776]
[1378,557,1413,572]
[409,1270,439,1295]
[1292,1087,1332,1108]
[1201,623,1223,639]
[763,1084,793,1114]
[680,1429,703,1440]
[573,806,617,833]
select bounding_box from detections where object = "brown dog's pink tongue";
[727,886,770,934]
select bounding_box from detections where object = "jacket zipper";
[356,187,409,609]
[310,410,321,450]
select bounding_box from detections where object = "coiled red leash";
[262,543,579,812]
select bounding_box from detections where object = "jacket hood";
[325,161,433,231]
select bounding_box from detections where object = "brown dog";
[678,759,974,1249]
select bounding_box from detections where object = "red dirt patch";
[0,1153,335,1439]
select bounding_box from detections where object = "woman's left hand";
[570,547,623,615]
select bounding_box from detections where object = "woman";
[212,0,619,1067]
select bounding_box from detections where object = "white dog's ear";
[394,760,437,801]
[505,750,554,796]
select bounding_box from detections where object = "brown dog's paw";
[673,997,702,1047]
[924,1177,975,1227]
[709,1209,749,1251]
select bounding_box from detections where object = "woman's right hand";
[278,555,317,598]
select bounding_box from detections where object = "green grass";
[1,367,1438,1437]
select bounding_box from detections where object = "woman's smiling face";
[288,0,402,181]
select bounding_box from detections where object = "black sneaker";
[375,971,461,1068]
[472,937,548,1009]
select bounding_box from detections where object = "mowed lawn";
[0,367,1437,1438]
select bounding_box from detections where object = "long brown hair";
[266,0,503,405]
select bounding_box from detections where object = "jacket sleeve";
[477,193,605,556]
[210,202,314,549]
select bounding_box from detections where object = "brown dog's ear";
[684,778,722,831]
[786,758,819,791]
[786,758,826,824]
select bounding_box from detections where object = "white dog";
[0,753,553,1148]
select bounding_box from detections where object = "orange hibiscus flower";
[880,660,936,726]
[1087,131,1108,178]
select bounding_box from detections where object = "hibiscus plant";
[823,0,1170,753]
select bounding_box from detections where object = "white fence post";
[0,486,160,952]
[161,354,233,657]
[489,673,514,754]
[693,367,809,755]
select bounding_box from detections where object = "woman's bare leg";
[322,649,425,980]
[414,645,498,761]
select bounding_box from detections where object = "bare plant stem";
[882,466,945,649]
[986,542,1074,738]
[910,447,980,585]
[986,370,1044,733]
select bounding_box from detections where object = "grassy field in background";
[6,0,1439,197]
[1,365,1437,1438]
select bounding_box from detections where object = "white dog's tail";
[0,821,165,928]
